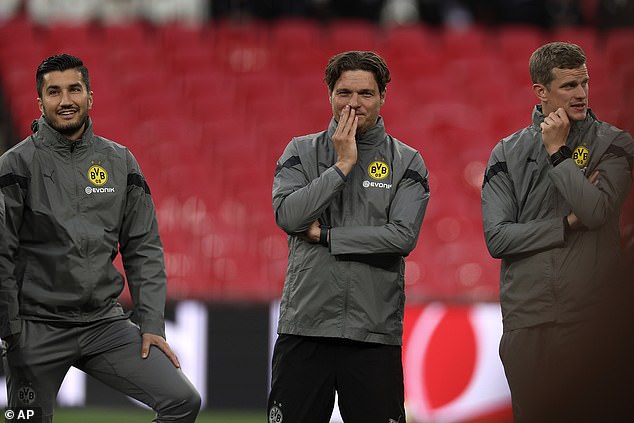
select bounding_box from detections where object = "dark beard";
[45,112,88,137]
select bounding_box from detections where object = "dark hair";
[325,51,391,94]
[36,54,90,97]
[529,42,586,87]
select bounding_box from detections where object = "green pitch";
[54,407,262,423]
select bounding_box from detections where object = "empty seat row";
[1,17,633,302]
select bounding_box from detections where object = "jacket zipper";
[342,261,351,336]
[550,156,560,318]
[340,165,357,337]
[70,141,80,215]
[70,141,86,258]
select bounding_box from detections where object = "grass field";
[53,407,262,422]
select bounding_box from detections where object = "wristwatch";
[550,145,572,167]
[319,225,330,247]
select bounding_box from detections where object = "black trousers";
[268,334,405,423]
[500,320,634,423]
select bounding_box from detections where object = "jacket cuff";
[140,320,166,338]
[563,215,571,238]
[1,318,22,339]
[332,165,348,181]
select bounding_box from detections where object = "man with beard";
[0,54,200,422]
[481,42,634,422]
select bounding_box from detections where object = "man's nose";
[348,93,360,108]
[60,90,73,105]
[574,84,587,98]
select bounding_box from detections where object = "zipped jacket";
[0,117,166,339]
[482,106,634,332]
[272,117,430,345]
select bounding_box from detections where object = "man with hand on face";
[482,42,634,422]
[0,54,200,422]
[268,51,430,423]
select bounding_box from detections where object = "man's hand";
[541,108,571,155]
[587,169,600,186]
[566,212,583,231]
[332,105,358,175]
[299,220,321,243]
[566,170,601,231]
[142,333,180,368]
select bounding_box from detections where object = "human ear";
[533,83,548,102]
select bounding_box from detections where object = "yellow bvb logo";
[573,146,590,168]
[88,165,108,186]
[368,161,389,180]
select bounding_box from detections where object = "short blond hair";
[529,42,586,87]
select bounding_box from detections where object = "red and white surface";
[402,303,512,422]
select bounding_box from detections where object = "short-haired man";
[0,54,201,422]
[268,50,430,423]
[482,42,634,422]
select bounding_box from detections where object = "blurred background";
[0,0,632,422]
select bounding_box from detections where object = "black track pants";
[268,334,405,423]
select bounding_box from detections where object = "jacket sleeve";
[329,153,429,256]
[549,133,634,230]
[482,143,565,259]
[119,150,166,338]
[0,154,26,339]
[273,138,347,234]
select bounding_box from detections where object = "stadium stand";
[0,13,633,304]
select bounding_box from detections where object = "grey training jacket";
[272,117,430,345]
[482,106,634,332]
[0,117,167,339]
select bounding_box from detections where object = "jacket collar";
[327,116,387,149]
[33,116,94,151]
[531,105,597,139]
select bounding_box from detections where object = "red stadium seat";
[497,25,545,65]
[0,15,39,60]
[40,23,96,52]
[165,45,216,76]
[603,28,634,68]
[382,24,437,51]
[441,25,490,61]
[211,19,273,74]
[117,68,174,114]
[2,18,631,303]
[271,17,323,50]
[106,42,161,69]
[99,21,152,47]
[322,19,379,56]
[550,26,599,57]
[159,22,210,51]
[275,44,333,77]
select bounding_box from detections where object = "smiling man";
[482,42,634,422]
[36,63,93,139]
[0,54,200,422]
[268,51,430,423]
